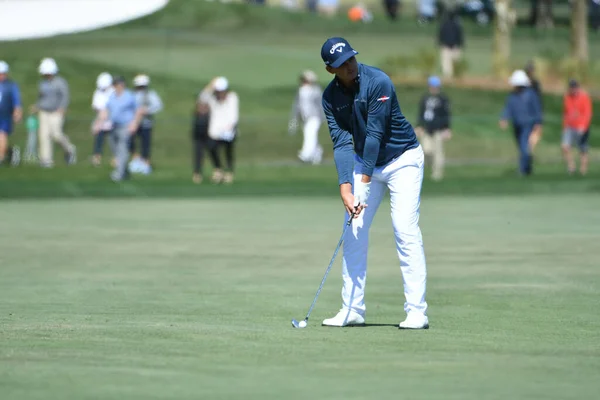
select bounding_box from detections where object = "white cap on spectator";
[509,70,530,87]
[0,61,9,73]
[302,70,318,83]
[134,74,150,87]
[214,76,229,91]
[96,72,113,89]
[39,57,58,75]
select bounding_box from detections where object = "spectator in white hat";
[198,76,239,184]
[91,72,115,167]
[32,57,76,167]
[128,74,163,175]
[499,69,543,176]
[288,70,324,165]
[0,60,23,166]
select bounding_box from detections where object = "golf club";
[291,209,356,329]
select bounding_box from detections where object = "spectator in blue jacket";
[0,61,23,165]
[499,69,542,176]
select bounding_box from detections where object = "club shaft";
[304,213,354,320]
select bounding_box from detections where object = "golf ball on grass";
[299,320,307,328]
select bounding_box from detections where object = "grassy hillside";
[0,0,599,198]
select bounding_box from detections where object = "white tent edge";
[0,0,170,42]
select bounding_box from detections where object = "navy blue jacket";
[322,63,419,185]
[0,80,21,118]
[500,87,543,129]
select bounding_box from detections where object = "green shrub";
[453,57,469,79]
[413,48,438,78]
[378,54,414,76]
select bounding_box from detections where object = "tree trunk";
[536,0,554,29]
[493,0,516,78]
[571,0,588,64]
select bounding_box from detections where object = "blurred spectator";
[524,61,543,152]
[415,76,452,181]
[438,9,464,79]
[499,70,542,177]
[0,60,22,166]
[198,77,239,184]
[95,76,143,182]
[418,0,436,24]
[33,58,76,167]
[288,70,324,165]
[91,72,115,167]
[383,0,401,20]
[591,0,600,32]
[562,79,592,176]
[192,101,211,184]
[318,0,339,16]
[128,74,163,175]
[348,4,373,22]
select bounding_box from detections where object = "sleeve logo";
[376,96,390,102]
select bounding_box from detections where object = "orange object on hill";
[348,6,364,22]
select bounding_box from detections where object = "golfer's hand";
[442,129,452,140]
[340,183,364,218]
[353,179,370,209]
[499,120,508,130]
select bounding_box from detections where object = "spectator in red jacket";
[562,79,593,176]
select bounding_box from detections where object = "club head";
[291,319,307,329]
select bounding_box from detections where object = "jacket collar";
[334,63,363,94]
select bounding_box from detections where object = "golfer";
[320,37,429,330]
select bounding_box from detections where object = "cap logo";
[330,42,346,54]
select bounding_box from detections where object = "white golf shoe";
[322,309,365,327]
[399,313,429,330]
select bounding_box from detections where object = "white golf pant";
[341,145,428,318]
[299,117,321,161]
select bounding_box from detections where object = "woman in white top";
[198,76,239,184]
[91,72,115,166]
[288,70,324,165]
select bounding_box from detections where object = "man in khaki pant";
[415,76,452,181]
[438,9,464,79]
[33,58,76,168]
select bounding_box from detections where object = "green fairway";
[1,196,599,399]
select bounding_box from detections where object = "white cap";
[301,70,318,83]
[96,72,113,89]
[214,77,229,91]
[39,57,58,75]
[509,70,530,87]
[133,74,150,87]
[0,61,9,74]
